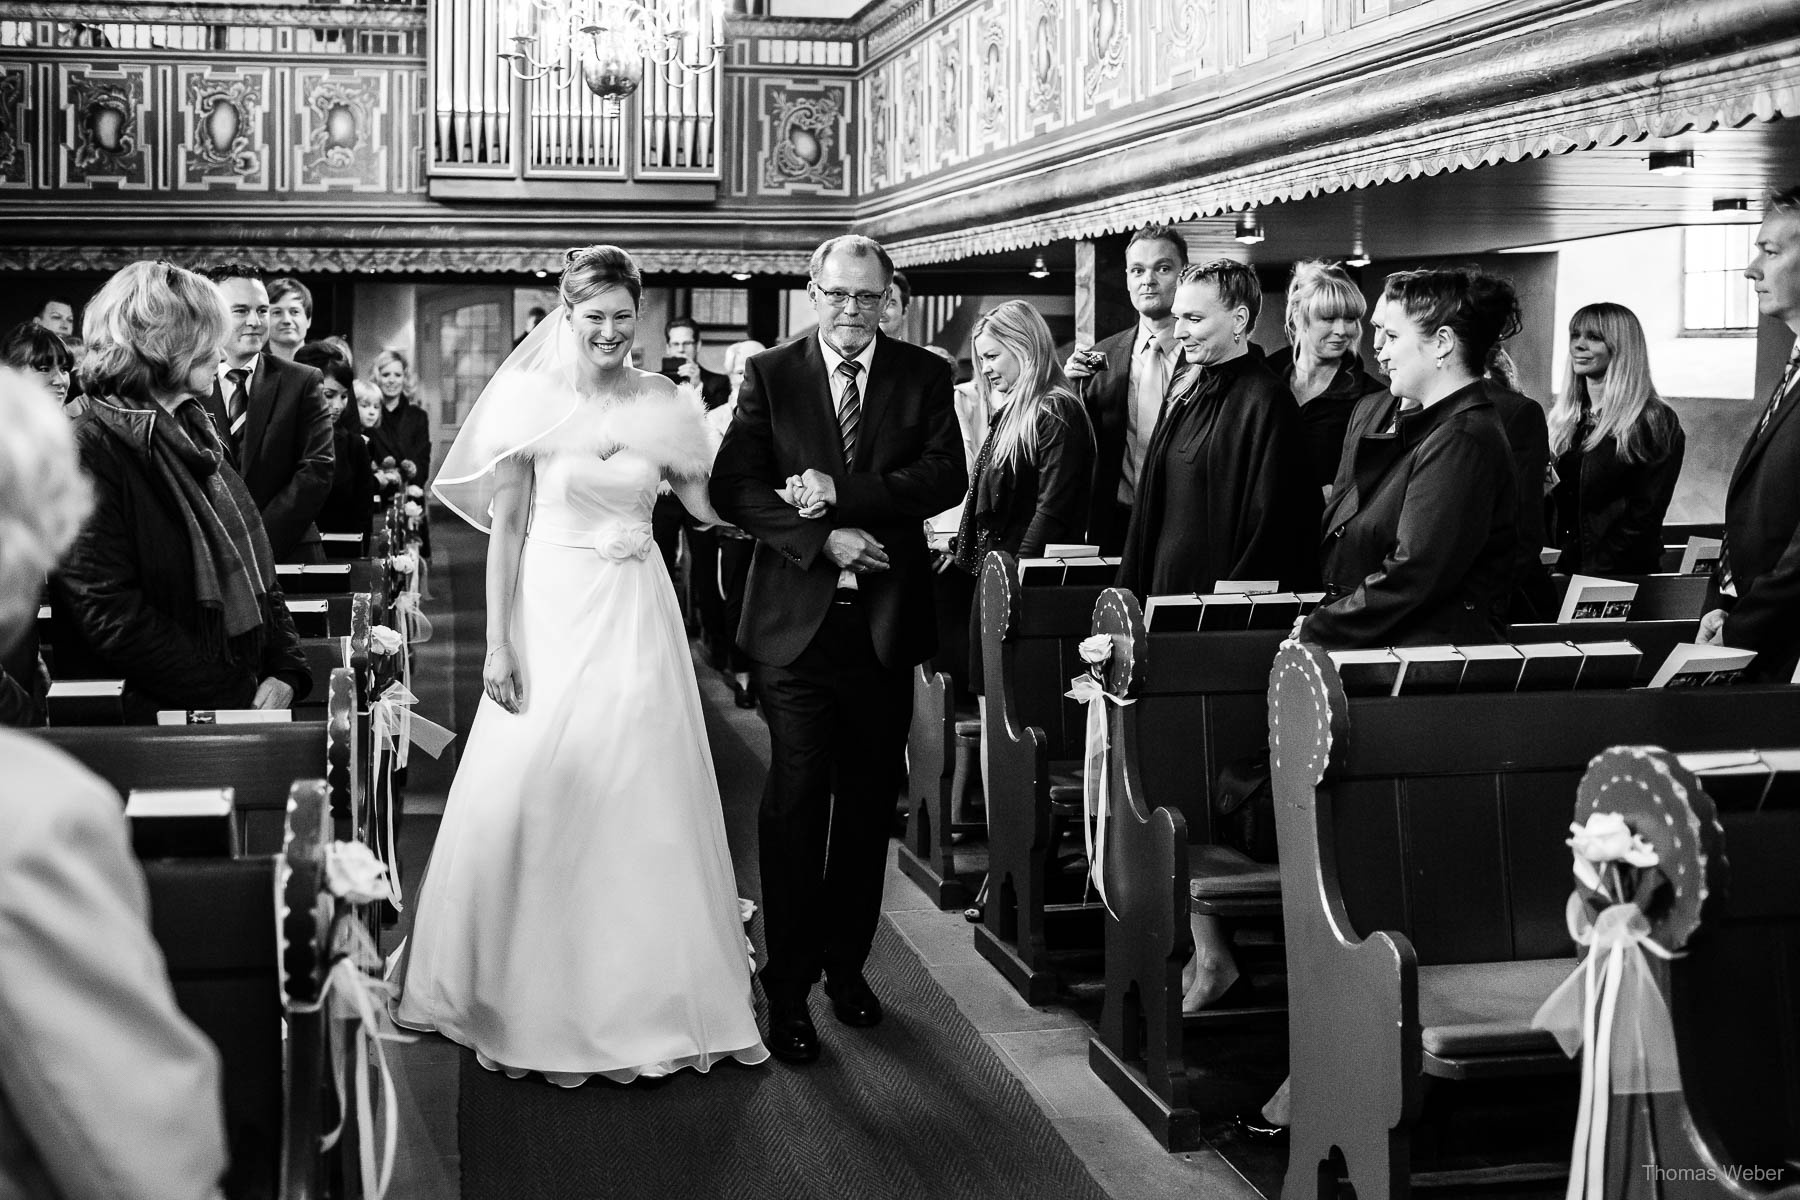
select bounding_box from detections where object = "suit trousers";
[755,598,912,996]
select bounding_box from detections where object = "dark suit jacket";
[696,365,730,411]
[1303,380,1518,649]
[1720,368,1800,682]
[1075,325,1142,552]
[1116,346,1320,597]
[1550,407,1685,575]
[710,333,967,670]
[960,391,1096,560]
[204,354,332,561]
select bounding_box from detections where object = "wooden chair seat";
[1187,844,1281,901]
[1048,763,1083,812]
[954,717,982,738]
[1417,958,1575,1066]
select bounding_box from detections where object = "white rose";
[403,500,424,519]
[389,551,416,576]
[325,841,395,904]
[369,624,404,656]
[1078,634,1112,665]
[594,522,655,561]
[406,485,424,499]
[1566,811,1658,868]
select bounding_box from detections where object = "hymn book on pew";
[45,678,124,725]
[126,786,237,858]
[156,710,294,725]
[1331,640,1641,695]
[1647,643,1757,687]
[277,563,353,579]
[1016,552,1121,586]
[1677,536,1723,576]
[1676,749,1800,810]
[1142,589,1321,632]
[1556,574,1638,622]
[286,597,330,636]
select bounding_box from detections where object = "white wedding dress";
[393,421,769,1085]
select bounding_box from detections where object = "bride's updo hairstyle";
[561,244,642,309]
[1382,267,1522,374]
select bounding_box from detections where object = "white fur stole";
[512,382,713,480]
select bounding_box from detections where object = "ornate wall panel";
[927,16,968,172]
[1074,0,1134,122]
[56,62,155,189]
[175,65,272,190]
[1019,0,1065,138]
[1149,0,1217,95]
[755,78,851,197]
[862,67,892,190]
[0,63,29,188]
[894,45,925,183]
[292,66,392,192]
[972,0,1011,155]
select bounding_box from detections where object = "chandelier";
[499,0,726,107]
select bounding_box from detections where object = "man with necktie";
[1699,185,1800,682]
[711,234,966,1064]
[199,263,333,563]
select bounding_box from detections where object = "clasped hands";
[778,467,889,574]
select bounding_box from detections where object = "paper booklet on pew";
[1295,591,1326,615]
[126,787,236,858]
[285,597,331,636]
[1392,645,1465,695]
[320,532,362,546]
[1678,536,1723,576]
[1647,643,1757,688]
[1515,642,1585,690]
[1540,546,1563,568]
[1571,640,1642,689]
[46,678,124,726]
[277,563,352,577]
[1015,555,1120,586]
[1042,543,1100,559]
[36,604,50,621]
[1676,749,1800,811]
[1556,574,1638,622]
[1455,644,1524,691]
[1329,648,1402,697]
[156,709,293,725]
[1143,594,1204,632]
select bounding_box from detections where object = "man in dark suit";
[200,263,333,563]
[711,234,966,1064]
[1701,186,1800,682]
[664,314,730,411]
[1063,225,1188,553]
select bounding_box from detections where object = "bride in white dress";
[393,244,769,1084]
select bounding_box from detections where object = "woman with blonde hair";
[368,346,431,551]
[50,261,310,720]
[1269,259,1384,491]
[1546,301,1684,575]
[948,299,1094,576]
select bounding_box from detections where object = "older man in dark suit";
[200,263,333,563]
[711,234,966,1065]
[1701,185,1800,682]
[1063,225,1188,553]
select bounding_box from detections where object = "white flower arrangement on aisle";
[406,484,424,499]
[1566,810,1660,904]
[389,549,417,577]
[326,840,396,905]
[403,500,424,520]
[368,624,404,657]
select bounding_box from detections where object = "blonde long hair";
[970,300,1085,474]
[1549,302,1676,463]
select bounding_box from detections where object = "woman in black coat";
[945,300,1095,686]
[1546,302,1685,575]
[369,347,432,554]
[1266,260,1385,494]
[1116,260,1319,598]
[296,341,374,546]
[52,261,310,722]
[1302,268,1524,649]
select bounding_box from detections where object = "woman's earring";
[1234,330,1244,344]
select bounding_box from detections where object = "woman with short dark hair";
[1,320,76,410]
[1116,259,1318,597]
[50,260,310,721]
[295,340,374,545]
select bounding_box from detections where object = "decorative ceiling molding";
[0,243,816,276]
[5,1,424,29]
[867,0,1800,264]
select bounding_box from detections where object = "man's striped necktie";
[225,367,250,452]
[836,359,863,465]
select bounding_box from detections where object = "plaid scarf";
[89,394,276,659]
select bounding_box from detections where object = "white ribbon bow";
[1064,673,1133,919]
[1532,895,1683,1200]
[311,918,414,1200]
[367,683,454,909]
[393,590,433,646]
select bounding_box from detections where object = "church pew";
[41,668,357,855]
[1268,641,1800,1200]
[1547,572,1710,622]
[974,550,1112,1003]
[1510,617,1698,683]
[143,779,339,1200]
[1567,748,1800,1200]
[899,664,984,909]
[1081,588,1287,1151]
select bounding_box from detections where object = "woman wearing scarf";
[1116,260,1319,599]
[51,261,310,723]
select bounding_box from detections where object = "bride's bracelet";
[486,643,511,659]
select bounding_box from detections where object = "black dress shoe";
[765,996,820,1064]
[824,972,883,1028]
[732,681,757,709]
[1232,1108,1288,1142]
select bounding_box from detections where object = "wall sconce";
[731,271,752,280]
[1027,254,1050,279]
[1648,149,1695,175]
[1234,210,1265,245]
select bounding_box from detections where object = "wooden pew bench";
[899,664,986,909]
[1082,587,1287,1150]
[1568,748,1800,1199]
[142,779,341,1200]
[1268,641,1800,1199]
[975,550,1112,1003]
[41,668,358,854]
[1547,572,1710,622]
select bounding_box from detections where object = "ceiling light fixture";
[1648,149,1695,175]
[1346,241,1371,268]
[1027,254,1050,279]
[1234,210,1265,245]
[731,270,752,281]
[499,0,727,110]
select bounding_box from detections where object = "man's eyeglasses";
[814,287,887,311]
